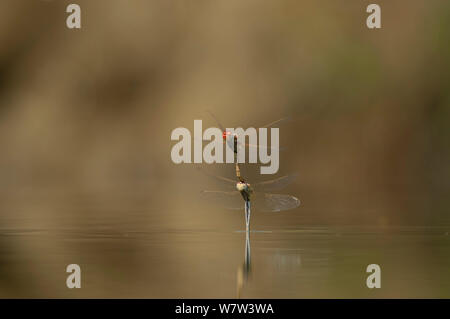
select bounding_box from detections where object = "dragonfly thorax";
[236,182,251,193]
[237,181,253,202]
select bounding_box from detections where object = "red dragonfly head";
[222,131,232,140]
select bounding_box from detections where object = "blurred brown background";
[0,0,449,298]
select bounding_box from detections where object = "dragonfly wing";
[206,110,225,131]
[253,174,298,192]
[261,116,292,128]
[226,138,236,152]
[253,193,300,212]
[238,143,286,152]
[196,167,236,190]
[200,190,243,210]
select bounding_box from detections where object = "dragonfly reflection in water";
[237,231,251,298]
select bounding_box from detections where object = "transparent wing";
[236,142,285,152]
[196,167,236,189]
[206,112,288,152]
[253,174,298,192]
[200,190,243,210]
[196,137,284,154]
[253,116,291,151]
[206,110,225,131]
[253,193,300,212]
[200,190,300,212]
[261,116,293,128]
[207,112,291,130]
[197,169,297,193]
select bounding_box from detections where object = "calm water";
[0,212,449,298]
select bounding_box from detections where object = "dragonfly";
[206,111,290,154]
[200,168,300,231]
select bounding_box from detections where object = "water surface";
[1,212,449,298]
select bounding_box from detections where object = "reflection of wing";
[253,174,298,192]
[253,193,300,212]
[200,190,243,210]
